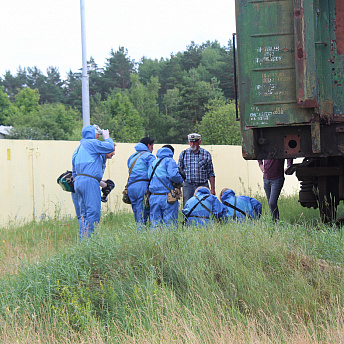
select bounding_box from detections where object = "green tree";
[8,103,80,140]
[137,57,162,85]
[12,87,40,124]
[0,86,15,125]
[36,103,80,139]
[162,87,184,142]
[88,57,102,99]
[178,69,224,132]
[101,47,136,98]
[90,92,105,127]
[0,69,27,101]
[6,88,40,137]
[101,92,144,142]
[179,41,203,71]
[41,66,65,103]
[25,67,47,97]
[64,70,82,111]
[199,40,235,99]
[7,87,81,140]
[158,55,184,95]
[198,99,240,145]
[129,74,163,139]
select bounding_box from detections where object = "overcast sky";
[0,0,236,79]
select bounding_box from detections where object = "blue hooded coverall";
[72,125,114,238]
[127,142,156,227]
[220,189,262,222]
[72,155,107,233]
[148,147,184,228]
[182,187,228,226]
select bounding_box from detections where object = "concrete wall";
[0,140,300,227]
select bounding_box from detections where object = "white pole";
[80,0,90,127]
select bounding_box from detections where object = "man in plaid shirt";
[178,133,215,206]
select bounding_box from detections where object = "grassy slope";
[1,195,344,343]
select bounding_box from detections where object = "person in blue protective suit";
[182,187,228,226]
[220,188,262,222]
[127,137,156,227]
[71,192,82,233]
[72,125,115,238]
[148,145,184,228]
[72,149,115,233]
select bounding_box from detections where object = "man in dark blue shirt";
[178,133,215,206]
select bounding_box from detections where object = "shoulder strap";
[195,195,214,216]
[148,158,165,185]
[153,159,173,192]
[183,194,212,225]
[156,175,172,192]
[126,151,145,187]
[222,200,253,219]
[129,152,145,175]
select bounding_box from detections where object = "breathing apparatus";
[101,179,115,202]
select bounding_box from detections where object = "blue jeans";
[263,177,284,221]
[182,181,209,206]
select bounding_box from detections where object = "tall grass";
[1,195,344,343]
[0,217,78,277]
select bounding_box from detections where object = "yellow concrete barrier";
[0,140,300,227]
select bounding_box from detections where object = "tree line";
[0,40,240,145]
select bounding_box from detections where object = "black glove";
[101,179,115,202]
[178,167,186,181]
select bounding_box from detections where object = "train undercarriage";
[287,157,344,223]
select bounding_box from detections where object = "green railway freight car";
[235,0,344,222]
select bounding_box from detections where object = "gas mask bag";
[57,170,75,193]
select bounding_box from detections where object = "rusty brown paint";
[242,147,249,159]
[311,121,321,154]
[284,134,301,155]
[294,1,317,108]
[336,0,344,54]
[297,47,304,59]
[298,98,318,108]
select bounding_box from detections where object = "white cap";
[188,133,201,141]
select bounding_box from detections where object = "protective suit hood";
[134,142,151,152]
[196,187,211,197]
[221,189,235,201]
[156,147,173,159]
[82,125,95,140]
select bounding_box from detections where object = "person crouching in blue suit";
[220,188,262,222]
[182,187,228,226]
[148,145,184,228]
